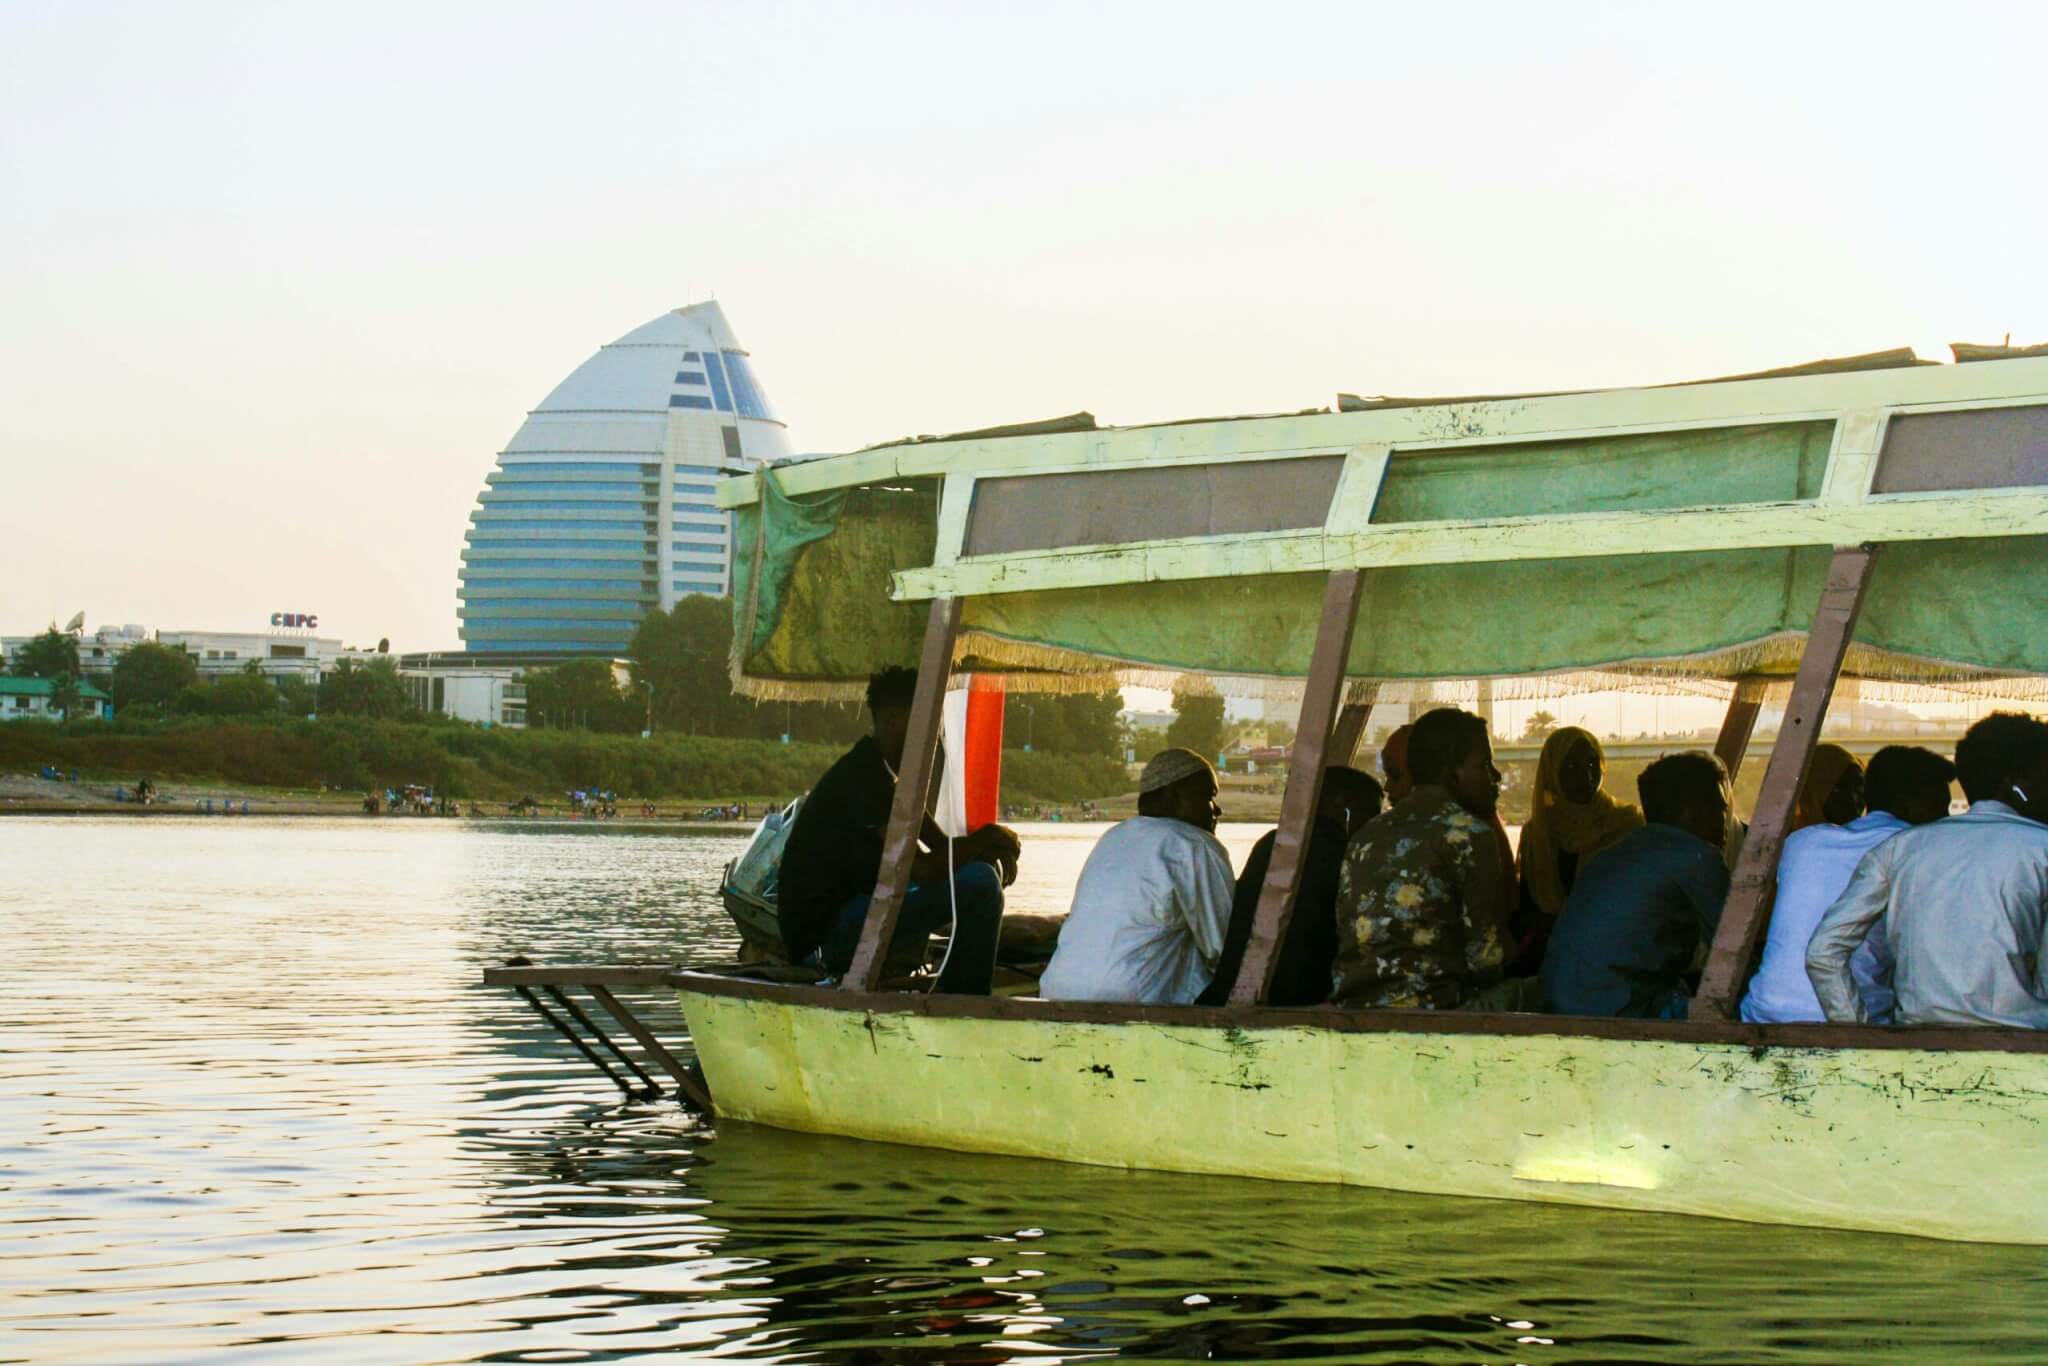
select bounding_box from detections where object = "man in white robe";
[1040,748,1234,1004]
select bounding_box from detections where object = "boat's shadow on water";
[479,1106,2048,1363]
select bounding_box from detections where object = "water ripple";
[2,816,2045,1363]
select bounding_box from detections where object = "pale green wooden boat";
[675,345,2048,1244]
[676,978,2048,1246]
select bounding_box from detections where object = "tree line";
[8,610,1233,766]
[524,597,1144,759]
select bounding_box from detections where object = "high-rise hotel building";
[458,302,792,656]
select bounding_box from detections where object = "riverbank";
[0,773,784,825]
[0,716,1131,810]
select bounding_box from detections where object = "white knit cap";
[1139,747,1215,795]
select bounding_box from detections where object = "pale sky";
[4,1,2045,651]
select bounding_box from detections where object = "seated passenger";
[1791,742,1865,833]
[1541,751,1731,1019]
[1808,714,2048,1028]
[777,666,1020,994]
[1385,720,1518,955]
[1332,707,1507,1009]
[1197,766,1384,1006]
[1379,725,1416,803]
[1040,748,1234,1004]
[1511,726,1643,976]
[1740,745,1953,1024]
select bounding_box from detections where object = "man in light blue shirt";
[1809,714,2048,1028]
[1741,745,1954,1024]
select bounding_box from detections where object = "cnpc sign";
[270,612,320,630]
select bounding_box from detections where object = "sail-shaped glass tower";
[458,303,792,656]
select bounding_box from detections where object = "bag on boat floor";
[724,797,801,909]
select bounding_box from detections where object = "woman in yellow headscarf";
[1790,743,1865,833]
[1511,726,1644,975]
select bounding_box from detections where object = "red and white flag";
[936,675,1005,836]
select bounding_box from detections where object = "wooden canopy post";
[843,596,961,992]
[1690,546,1876,1021]
[1329,698,1374,768]
[1713,686,1764,780]
[1230,570,1365,1004]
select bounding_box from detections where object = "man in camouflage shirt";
[1333,707,1508,1008]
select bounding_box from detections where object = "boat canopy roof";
[719,348,2048,702]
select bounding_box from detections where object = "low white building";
[0,676,112,721]
[3,620,390,685]
[395,655,532,733]
[398,666,528,729]
[157,628,355,682]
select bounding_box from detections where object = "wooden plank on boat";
[669,968,2048,1055]
[1329,699,1374,768]
[1691,545,1877,1021]
[1231,570,1363,1004]
[1713,689,1763,779]
[844,595,961,992]
[719,355,2048,508]
[893,488,2048,600]
[483,965,677,988]
[588,984,712,1110]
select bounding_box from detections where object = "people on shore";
[1541,751,1731,1019]
[778,666,1021,995]
[1198,766,1384,1007]
[1332,708,1508,1009]
[1808,714,2048,1028]
[1740,745,1954,1024]
[1511,727,1642,977]
[1040,748,1234,1004]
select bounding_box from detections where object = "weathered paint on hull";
[678,988,2048,1245]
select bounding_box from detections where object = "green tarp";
[731,428,2048,696]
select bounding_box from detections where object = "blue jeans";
[820,861,1005,994]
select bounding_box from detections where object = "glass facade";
[476,498,651,513]
[721,351,776,421]
[469,517,648,530]
[465,539,648,552]
[702,351,733,412]
[462,581,652,594]
[459,303,786,657]
[494,461,655,476]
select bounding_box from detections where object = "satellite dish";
[64,612,85,633]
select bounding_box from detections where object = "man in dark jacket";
[778,667,1020,993]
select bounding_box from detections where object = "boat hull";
[677,981,2048,1244]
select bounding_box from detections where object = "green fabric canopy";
[730,424,2048,697]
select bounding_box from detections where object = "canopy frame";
[765,354,2048,1022]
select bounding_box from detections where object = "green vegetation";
[0,715,1128,806]
[2,608,1138,807]
[11,627,81,679]
[1006,691,1124,755]
[109,640,198,714]
[1164,692,1226,760]
[317,657,414,719]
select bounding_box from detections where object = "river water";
[2,816,2044,1363]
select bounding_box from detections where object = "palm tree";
[1522,709,1560,741]
[50,674,81,722]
